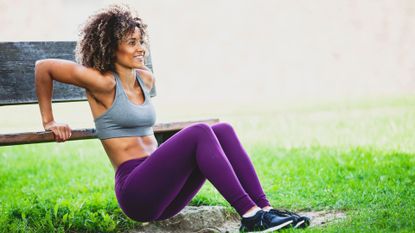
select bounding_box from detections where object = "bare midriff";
[85,71,159,171]
[100,135,159,170]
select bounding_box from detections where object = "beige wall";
[1,0,414,110]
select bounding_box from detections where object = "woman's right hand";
[43,121,72,143]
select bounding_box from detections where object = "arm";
[34,60,55,129]
[149,74,157,97]
[34,58,109,142]
[136,67,157,97]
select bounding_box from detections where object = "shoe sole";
[294,220,305,228]
[243,220,293,233]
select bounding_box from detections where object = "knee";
[186,122,216,139]
[187,122,212,133]
[211,121,234,132]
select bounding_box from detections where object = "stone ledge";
[127,205,347,233]
[129,206,239,233]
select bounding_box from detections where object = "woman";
[34,4,309,232]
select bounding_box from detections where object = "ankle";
[242,206,261,218]
[262,205,273,212]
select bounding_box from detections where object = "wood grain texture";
[0,41,154,105]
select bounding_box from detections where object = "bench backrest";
[0,41,154,106]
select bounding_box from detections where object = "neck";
[114,65,136,86]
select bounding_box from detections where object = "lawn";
[0,96,414,232]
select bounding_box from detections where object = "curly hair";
[74,4,149,73]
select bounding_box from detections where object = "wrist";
[43,119,55,129]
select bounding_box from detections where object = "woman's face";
[115,26,145,69]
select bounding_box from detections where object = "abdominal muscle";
[100,135,159,170]
[85,85,158,171]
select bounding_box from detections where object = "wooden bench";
[0,41,219,146]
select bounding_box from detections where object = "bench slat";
[0,118,219,146]
[0,41,154,106]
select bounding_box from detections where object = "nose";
[135,43,145,55]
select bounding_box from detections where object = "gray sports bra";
[93,70,157,140]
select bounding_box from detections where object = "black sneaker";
[268,209,310,229]
[239,209,294,232]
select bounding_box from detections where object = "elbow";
[35,59,43,67]
[35,59,48,71]
[34,59,51,79]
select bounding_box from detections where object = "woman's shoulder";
[135,68,155,91]
[85,71,115,98]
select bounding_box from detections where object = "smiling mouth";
[134,55,144,61]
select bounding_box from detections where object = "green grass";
[0,96,414,232]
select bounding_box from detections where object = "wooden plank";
[0,118,220,146]
[0,41,154,106]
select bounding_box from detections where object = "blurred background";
[0,0,414,133]
[1,2,414,232]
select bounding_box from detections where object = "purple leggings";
[114,122,271,222]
